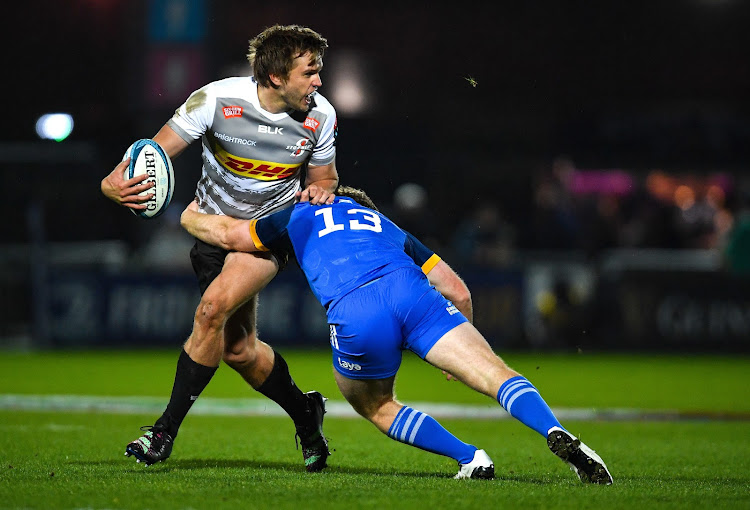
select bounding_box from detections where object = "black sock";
[256,350,309,426]
[155,349,217,438]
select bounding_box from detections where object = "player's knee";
[194,295,231,331]
[475,355,520,394]
[492,353,518,376]
[353,394,394,422]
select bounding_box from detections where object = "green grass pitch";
[0,349,748,509]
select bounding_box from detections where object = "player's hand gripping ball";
[122,139,174,219]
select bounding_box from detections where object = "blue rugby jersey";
[250,197,440,308]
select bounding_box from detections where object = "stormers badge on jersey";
[288,138,313,158]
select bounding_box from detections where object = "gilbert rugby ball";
[122,139,174,219]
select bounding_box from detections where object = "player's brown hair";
[336,186,379,211]
[248,25,328,88]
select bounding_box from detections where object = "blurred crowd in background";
[383,156,750,274]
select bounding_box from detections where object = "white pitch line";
[0,394,745,421]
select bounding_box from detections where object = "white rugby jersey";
[167,76,337,220]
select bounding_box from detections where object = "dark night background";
[2,0,750,350]
[5,1,749,244]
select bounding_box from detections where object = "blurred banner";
[41,265,328,349]
[44,269,199,347]
[30,260,748,352]
[612,270,750,350]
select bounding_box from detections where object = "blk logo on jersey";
[259,125,284,135]
[287,138,312,158]
[222,106,243,119]
[303,117,320,132]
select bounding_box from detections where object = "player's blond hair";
[336,186,379,211]
[247,25,328,88]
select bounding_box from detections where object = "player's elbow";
[179,209,191,230]
[214,224,238,251]
[452,284,472,313]
[179,210,207,242]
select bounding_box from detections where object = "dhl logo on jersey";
[213,143,301,181]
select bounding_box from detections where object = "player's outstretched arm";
[101,124,189,210]
[427,260,473,323]
[180,202,257,252]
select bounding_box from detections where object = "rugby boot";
[125,425,174,466]
[454,449,495,479]
[295,391,330,472]
[547,427,613,484]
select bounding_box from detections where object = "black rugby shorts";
[189,239,288,295]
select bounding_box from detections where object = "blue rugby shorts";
[327,266,468,380]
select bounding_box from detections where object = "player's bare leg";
[125,252,276,466]
[221,295,275,386]
[212,255,329,472]
[334,372,494,479]
[185,251,278,367]
[423,323,518,398]
[333,374,400,432]
[425,324,613,484]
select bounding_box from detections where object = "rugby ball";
[122,139,174,219]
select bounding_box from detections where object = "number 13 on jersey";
[315,207,383,237]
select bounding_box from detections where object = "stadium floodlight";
[329,50,373,116]
[35,113,74,142]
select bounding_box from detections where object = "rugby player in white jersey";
[100,25,337,471]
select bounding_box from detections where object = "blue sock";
[497,376,563,437]
[387,406,477,464]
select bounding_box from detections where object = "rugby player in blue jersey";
[179,186,613,483]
